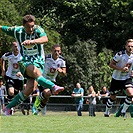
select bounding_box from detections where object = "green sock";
[115,104,123,117]
[36,76,55,90]
[6,92,26,109]
[129,104,133,117]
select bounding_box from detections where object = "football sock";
[6,92,26,109]
[38,92,47,109]
[7,95,14,103]
[115,104,124,117]
[36,76,55,90]
[105,98,114,115]
[129,104,133,117]
[121,96,132,113]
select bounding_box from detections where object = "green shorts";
[19,58,45,78]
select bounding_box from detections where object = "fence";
[46,95,126,113]
[0,95,127,114]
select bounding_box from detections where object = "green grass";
[0,111,133,133]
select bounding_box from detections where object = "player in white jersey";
[1,42,24,114]
[32,44,66,115]
[104,39,133,118]
[1,42,24,97]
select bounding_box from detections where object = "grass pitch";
[1,111,133,133]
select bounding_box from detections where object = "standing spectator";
[97,86,110,104]
[0,14,64,115]
[0,79,7,112]
[104,39,133,117]
[32,44,66,115]
[86,85,97,116]
[71,83,84,116]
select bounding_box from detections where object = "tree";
[97,48,113,90]
[57,39,99,94]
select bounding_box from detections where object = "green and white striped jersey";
[2,25,46,62]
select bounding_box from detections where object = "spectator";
[0,79,7,112]
[97,86,110,104]
[71,83,84,116]
[86,85,97,116]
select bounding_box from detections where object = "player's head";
[52,44,61,59]
[12,41,19,54]
[0,79,3,86]
[125,39,133,55]
[23,14,35,34]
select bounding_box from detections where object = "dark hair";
[23,14,35,24]
[0,79,3,82]
[52,44,61,49]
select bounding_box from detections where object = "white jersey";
[112,50,133,80]
[43,54,66,82]
[2,52,24,80]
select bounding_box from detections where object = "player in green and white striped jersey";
[0,14,64,116]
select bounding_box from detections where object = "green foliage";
[0,0,133,94]
[97,48,113,90]
[58,39,98,93]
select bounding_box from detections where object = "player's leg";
[129,103,133,118]
[104,78,122,117]
[114,104,124,117]
[121,80,133,117]
[26,64,64,94]
[3,78,36,115]
[104,94,116,117]
[5,76,15,103]
[32,88,51,115]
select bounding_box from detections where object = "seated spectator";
[86,85,97,116]
[97,86,110,104]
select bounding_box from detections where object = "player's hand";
[22,40,35,45]
[57,68,63,73]
[16,72,23,77]
[122,67,129,72]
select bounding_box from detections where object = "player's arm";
[1,58,6,79]
[31,36,48,44]
[0,26,2,31]
[22,26,48,45]
[109,59,129,72]
[22,36,48,46]
[57,67,66,76]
